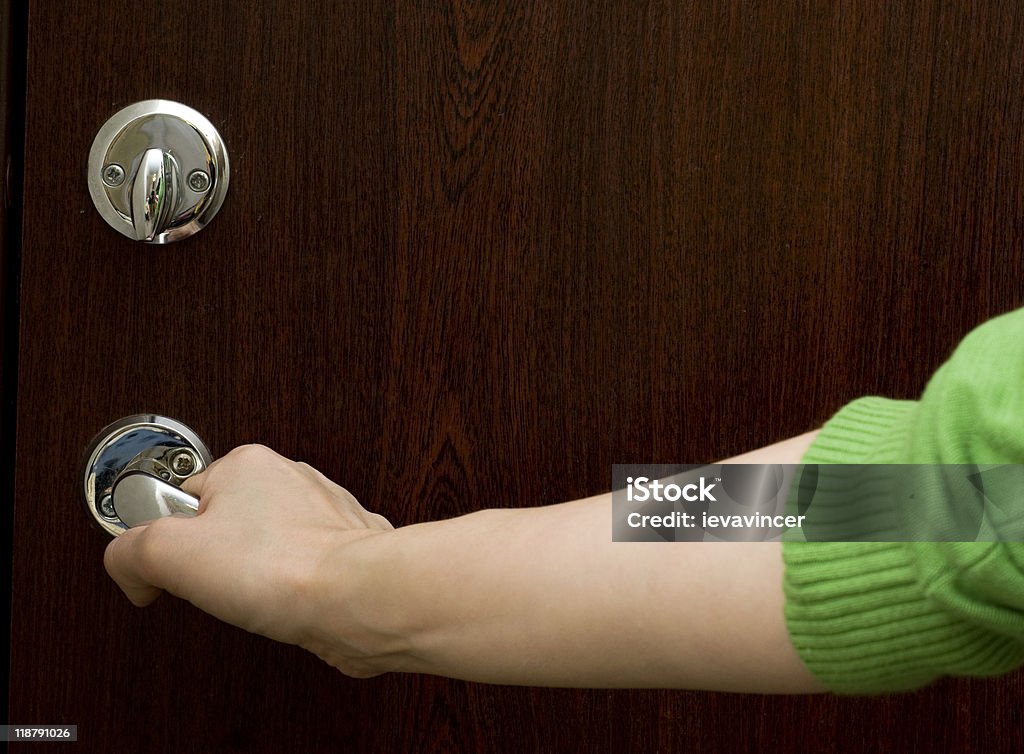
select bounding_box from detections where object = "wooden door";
[9,2,1024,751]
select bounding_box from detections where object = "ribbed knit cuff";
[783,396,977,694]
[786,398,915,544]
[785,538,1024,693]
[784,541,959,693]
[798,396,916,465]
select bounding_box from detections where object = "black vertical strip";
[1,0,27,717]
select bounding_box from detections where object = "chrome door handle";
[88,100,230,244]
[81,415,213,536]
[112,471,200,527]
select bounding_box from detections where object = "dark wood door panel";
[11,1,1024,751]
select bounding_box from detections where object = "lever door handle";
[132,148,181,241]
[112,470,200,528]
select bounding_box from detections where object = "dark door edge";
[1,0,28,721]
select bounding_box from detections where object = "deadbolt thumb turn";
[81,415,214,536]
[88,100,230,243]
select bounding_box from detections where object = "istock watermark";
[612,464,1024,542]
[624,475,719,503]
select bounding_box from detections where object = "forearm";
[311,433,824,691]
[105,436,822,691]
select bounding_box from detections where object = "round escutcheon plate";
[81,414,213,536]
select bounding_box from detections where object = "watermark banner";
[612,464,1024,542]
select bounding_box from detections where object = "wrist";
[301,527,419,677]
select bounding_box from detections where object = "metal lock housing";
[81,414,213,536]
[88,100,230,243]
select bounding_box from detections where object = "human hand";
[103,444,394,667]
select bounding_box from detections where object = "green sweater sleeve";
[784,308,1024,694]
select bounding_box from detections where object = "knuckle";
[218,443,282,474]
[231,443,275,461]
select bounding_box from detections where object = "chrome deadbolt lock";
[81,415,213,536]
[88,100,230,243]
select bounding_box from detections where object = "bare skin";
[104,431,825,692]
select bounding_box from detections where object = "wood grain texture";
[10,1,1024,751]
